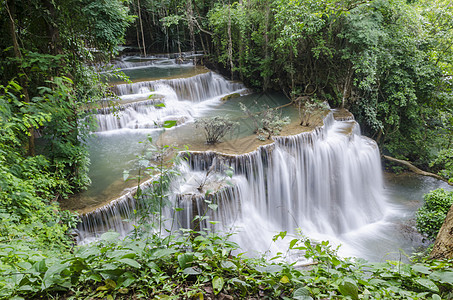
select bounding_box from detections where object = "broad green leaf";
[150,248,176,259]
[212,276,224,295]
[289,238,298,249]
[154,103,166,107]
[411,264,431,275]
[280,275,290,284]
[293,287,313,300]
[34,260,47,273]
[123,170,129,181]
[89,273,102,282]
[108,250,136,259]
[415,278,439,292]
[221,260,237,270]
[339,278,358,300]
[183,267,201,275]
[100,232,120,242]
[17,285,33,291]
[118,258,141,268]
[42,262,70,289]
[163,120,177,128]
[178,253,194,269]
[430,271,453,284]
[293,287,310,296]
[120,277,135,288]
[432,294,442,300]
[273,231,287,242]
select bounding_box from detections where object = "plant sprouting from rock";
[240,102,290,140]
[296,97,330,127]
[196,116,238,144]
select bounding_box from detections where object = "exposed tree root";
[382,155,452,186]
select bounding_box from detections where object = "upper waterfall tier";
[94,72,246,132]
[112,72,244,101]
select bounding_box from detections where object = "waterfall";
[113,72,244,100]
[77,111,387,256]
[94,72,245,132]
[184,113,385,236]
[108,53,197,70]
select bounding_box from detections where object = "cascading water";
[78,108,389,259]
[174,113,388,256]
[94,72,245,131]
[73,55,434,262]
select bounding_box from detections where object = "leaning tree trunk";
[430,203,453,260]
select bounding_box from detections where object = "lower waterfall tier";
[76,112,391,260]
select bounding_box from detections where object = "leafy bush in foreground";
[1,229,453,300]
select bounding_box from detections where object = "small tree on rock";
[196,116,238,144]
[296,97,329,127]
[240,102,290,140]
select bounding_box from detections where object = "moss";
[220,93,240,101]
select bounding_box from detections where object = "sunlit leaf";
[280,275,290,284]
[163,120,177,128]
[212,276,224,295]
[415,278,439,292]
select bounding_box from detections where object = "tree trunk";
[137,0,147,56]
[382,155,452,185]
[227,1,234,80]
[186,0,196,65]
[430,204,453,260]
[6,0,34,156]
[263,0,270,90]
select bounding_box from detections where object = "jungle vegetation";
[1,0,453,298]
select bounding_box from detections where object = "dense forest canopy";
[128,0,452,175]
[1,0,453,298]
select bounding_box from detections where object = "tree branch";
[382,155,452,185]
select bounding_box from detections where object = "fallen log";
[382,155,452,186]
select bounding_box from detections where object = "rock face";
[430,204,453,260]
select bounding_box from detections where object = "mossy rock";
[221,93,240,101]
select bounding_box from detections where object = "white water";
[177,114,388,257]
[94,72,245,132]
[77,57,419,261]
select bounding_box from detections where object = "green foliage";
[430,149,453,183]
[2,230,453,299]
[195,116,238,144]
[416,189,453,240]
[0,81,78,253]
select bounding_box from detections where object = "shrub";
[195,116,238,144]
[296,98,330,127]
[416,189,453,240]
[430,149,453,183]
[239,102,290,140]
